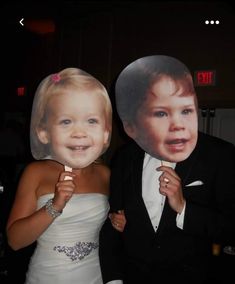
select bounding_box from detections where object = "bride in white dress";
[6,68,112,284]
[26,192,109,283]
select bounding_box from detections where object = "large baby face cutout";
[30,67,112,169]
[115,55,198,162]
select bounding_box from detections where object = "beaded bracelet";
[45,198,62,218]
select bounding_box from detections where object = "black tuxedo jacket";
[99,132,235,283]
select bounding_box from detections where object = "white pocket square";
[185,180,204,187]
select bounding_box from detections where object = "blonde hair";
[30,67,112,160]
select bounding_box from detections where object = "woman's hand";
[52,170,76,211]
[109,210,126,232]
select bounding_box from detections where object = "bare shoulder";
[21,160,45,179]
[93,162,110,196]
[19,160,62,189]
[94,162,110,180]
[22,160,56,177]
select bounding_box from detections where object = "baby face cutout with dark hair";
[30,68,111,170]
[115,55,198,163]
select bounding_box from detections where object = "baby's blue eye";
[60,119,71,125]
[182,109,193,115]
[153,111,167,117]
[88,118,98,124]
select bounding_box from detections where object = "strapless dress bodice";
[25,193,109,284]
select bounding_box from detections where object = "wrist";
[45,198,63,218]
[178,200,186,214]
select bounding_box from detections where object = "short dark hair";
[115,55,195,123]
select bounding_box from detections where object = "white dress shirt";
[142,153,185,230]
[106,153,185,284]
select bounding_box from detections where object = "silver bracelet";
[45,198,62,218]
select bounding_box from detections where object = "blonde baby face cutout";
[30,67,112,171]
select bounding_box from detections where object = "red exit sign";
[194,70,216,86]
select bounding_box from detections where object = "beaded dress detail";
[25,193,109,284]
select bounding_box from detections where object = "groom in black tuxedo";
[99,55,235,284]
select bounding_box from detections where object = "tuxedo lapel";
[131,145,145,196]
[130,144,156,233]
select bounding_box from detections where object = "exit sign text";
[194,70,216,86]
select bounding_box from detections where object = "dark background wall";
[1,0,235,159]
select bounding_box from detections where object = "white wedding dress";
[25,193,109,284]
